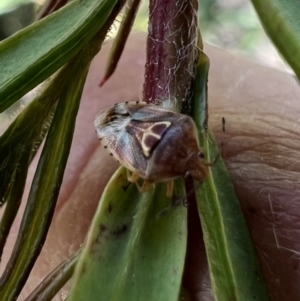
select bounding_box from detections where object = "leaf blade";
[250,0,300,80]
[192,52,270,301]
[0,0,118,112]
[68,168,187,301]
[0,44,90,301]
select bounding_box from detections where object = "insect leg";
[126,170,152,193]
[126,169,140,183]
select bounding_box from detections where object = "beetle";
[94,101,210,197]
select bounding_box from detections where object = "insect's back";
[144,115,200,182]
[94,102,204,183]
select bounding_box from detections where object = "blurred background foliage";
[0,0,291,132]
[0,0,36,40]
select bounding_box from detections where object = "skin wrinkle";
[209,46,300,301]
[1,33,298,300]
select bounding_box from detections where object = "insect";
[94,101,210,197]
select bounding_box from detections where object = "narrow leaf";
[192,52,269,300]
[0,0,119,112]
[0,78,60,257]
[0,47,90,301]
[24,249,80,301]
[100,0,141,86]
[68,168,187,301]
[250,0,300,80]
[0,3,123,299]
[0,152,29,259]
[0,71,63,204]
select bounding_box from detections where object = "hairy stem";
[143,0,199,112]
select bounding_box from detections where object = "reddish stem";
[143,0,198,111]
[38,0,68,19]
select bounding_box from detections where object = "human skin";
[4,33,299,300]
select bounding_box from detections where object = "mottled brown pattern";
[95,101,208,183]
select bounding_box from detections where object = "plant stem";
[24,249,80,301]
[143,0,198,112]
[38,0,69,19]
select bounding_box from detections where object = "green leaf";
[68,168,187,301]
[0,43,91,301]
[0,2,122,298]
[0,90,56,258]
[0,66,69,258]
[250,0,300,80]
[100,0,141,86]
[192,52,269,300]
[0,0,118,112]
[0,73,61,205]
[24,249,80,301]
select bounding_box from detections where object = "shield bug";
[94,101,210,197]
